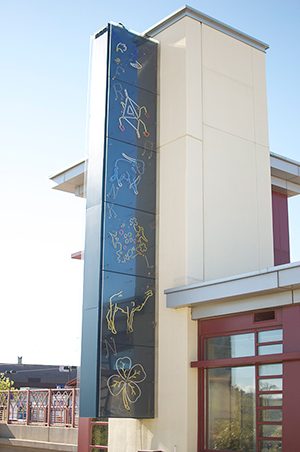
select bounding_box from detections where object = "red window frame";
[193,306,300,452]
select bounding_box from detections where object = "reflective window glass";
[259,363,282,376]
[259,424,282,438]
[258,344,283,355]
[206,366,255,451]
[259,394,282,406]
[258,329,283,343]
[259,378,282,392]
[259,409,282,422]
[259,440,282,452]
[205,333,255,360]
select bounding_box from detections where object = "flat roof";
[143,5,269,52]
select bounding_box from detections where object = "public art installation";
[80,23,157,419]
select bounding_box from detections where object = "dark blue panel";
[108,79,157,147]
[109,26,157,94]
[99,272,155,418]
[105,138,156,213]
[103,204,155,279]
[81,24,156,419]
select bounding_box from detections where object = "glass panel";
[258,344,283,355]
[99,272,155,418]
[103,204,155,278]
[259,363,282,376]
[259,424,282,438]
[259,440,282,452]
[259,378,282,391]
[258,329,283,343]
[91,423,108,447]
[108,79,157,146]
[105,138,156,213]
[259,409,282,422]
[259,394,282,406]
[207,366,255,451]
[91,449,109,452]
[205,333,255,360]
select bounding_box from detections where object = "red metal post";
[78,417,92,452]
[26,390,30,425]
[71,388,76,428]
[47,389,51,426]
[6,390,11,424]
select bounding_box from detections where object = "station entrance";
[193,305,300,452]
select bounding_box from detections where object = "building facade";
[50,6,300,452]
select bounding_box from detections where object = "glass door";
[202,328,284,452]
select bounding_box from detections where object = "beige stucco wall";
[202,24,273,280]
[0,425,77,452]
[109,14,273,452]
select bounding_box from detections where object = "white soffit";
[49,159,86,197]
[271,152,300,197]
[165,261,300,313]
[143,5,269,52]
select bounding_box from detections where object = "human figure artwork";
[106,290,153,335]
[109,152,145,195]
[108,217,149,264]
[119,89,150,138]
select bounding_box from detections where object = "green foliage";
[212,388,255,451]
[91,419,108,448]
[0,373,14,391]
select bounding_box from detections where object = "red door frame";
[193,305,300,452]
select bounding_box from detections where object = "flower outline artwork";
[107,357,147,411]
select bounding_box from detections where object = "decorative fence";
[0,388,79,427]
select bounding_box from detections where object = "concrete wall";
[109,13,272,452]
[0,425,77,452]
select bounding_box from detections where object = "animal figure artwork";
[106,290,154,335]
[110,152,145,195]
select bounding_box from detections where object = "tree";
[0,373,14,390]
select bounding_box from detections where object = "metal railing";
[0,388,79,427]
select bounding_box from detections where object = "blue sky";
[1,0,299,366]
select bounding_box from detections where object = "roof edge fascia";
[165,261,300,310]
[143,5,269,52]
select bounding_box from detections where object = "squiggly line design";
[109,218,148,264]
[119,89,150,138]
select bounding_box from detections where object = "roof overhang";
[49,159,86,197]
[49,152,300,199]
[270,152,300,197]
[165,261,300,319]
[143,5,269,52]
